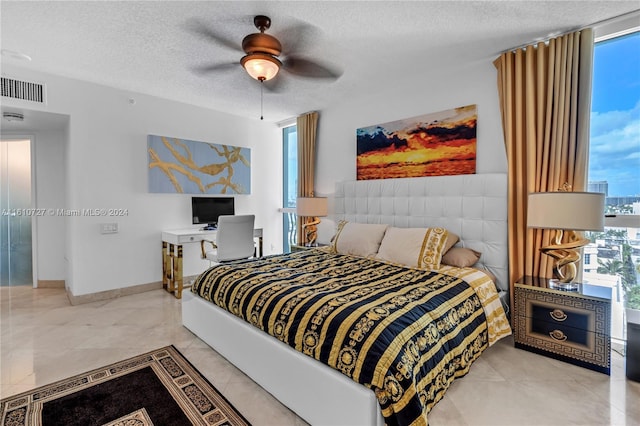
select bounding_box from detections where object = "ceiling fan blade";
[185,18,241,52]
[282,56,343,80]
[191,62,238,75]
[276,22,322,56]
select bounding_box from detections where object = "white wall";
[315,59,507,195]
[2,64,281,297]
[34,126,68,281]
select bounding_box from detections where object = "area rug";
[0,346,251,426]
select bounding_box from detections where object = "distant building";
[583,244,599,274]
[598,247,620,259]
[587,181,640,207]
[588,181,608,196]
[607,196,640,207]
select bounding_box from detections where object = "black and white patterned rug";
[0,346,251,426]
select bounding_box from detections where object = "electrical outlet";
[100,223,118,234]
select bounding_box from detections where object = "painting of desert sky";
[356,104,477,180]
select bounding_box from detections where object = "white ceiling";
[1,1,639,123]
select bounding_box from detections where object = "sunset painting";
[356,105,477,180]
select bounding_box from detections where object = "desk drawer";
[178,234,206,243]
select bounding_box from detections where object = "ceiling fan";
[188,15,343,88]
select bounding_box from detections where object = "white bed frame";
[182,173,508,426]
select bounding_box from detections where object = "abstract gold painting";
[148,135,251,194]
[356,105,477,180]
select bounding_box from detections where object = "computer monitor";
[191,197,235,230]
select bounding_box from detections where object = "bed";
[182,173,511,426]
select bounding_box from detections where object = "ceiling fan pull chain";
[259,77,265,120]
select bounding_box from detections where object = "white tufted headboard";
[333,173,509,300]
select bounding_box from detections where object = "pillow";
[376,227,450,270]
[442,231,459,254]
[441,247,481,267]
[331,221,389,258]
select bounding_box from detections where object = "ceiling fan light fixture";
[241,53,281,81]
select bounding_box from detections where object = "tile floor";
[1,285,639,426]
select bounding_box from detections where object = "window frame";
[282,124,298,252]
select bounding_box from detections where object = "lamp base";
[539,230,590,287]
[301,217,320,247]
[549,278,578,292]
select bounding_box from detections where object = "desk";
[161,228,263,299]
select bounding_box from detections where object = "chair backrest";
[215,214,256,262]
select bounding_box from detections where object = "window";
[282,125,298,252]
[585,29,640,343]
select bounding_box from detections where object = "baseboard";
[66,281,163,305]
[37,279,65,288]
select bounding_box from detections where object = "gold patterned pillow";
[376,227,450,270]
[417,227,450,269]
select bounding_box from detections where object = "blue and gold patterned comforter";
[191,249,510,426]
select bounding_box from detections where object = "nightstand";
[513,276,611,374]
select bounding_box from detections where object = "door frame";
[0,134,38,287]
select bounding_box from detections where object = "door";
[0,139,33,286]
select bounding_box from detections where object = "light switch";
[100,223,118,234]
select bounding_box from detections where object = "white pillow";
[331,221,389,258]
[376,227,450,270]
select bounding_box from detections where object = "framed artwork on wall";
[147,135,251,194]
[356,104,477,180]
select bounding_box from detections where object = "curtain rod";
[498,8,640,55]
[277,110,318,128]
[276,117,296,128]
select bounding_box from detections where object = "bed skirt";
[182,290,385,426]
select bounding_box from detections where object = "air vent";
[1,76,45,103]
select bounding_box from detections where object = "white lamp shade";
[527,192,605,231]
[296,197,328,217]
[241,53,281,81]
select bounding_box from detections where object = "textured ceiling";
[1,1,639,123]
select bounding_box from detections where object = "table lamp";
[297,197,328,246]
[527,191,605,290]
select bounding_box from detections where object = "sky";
[589,31,640,197]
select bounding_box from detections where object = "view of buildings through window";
[585,29,640,342]
[282,125,298,252]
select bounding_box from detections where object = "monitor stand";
[201,223,217,231]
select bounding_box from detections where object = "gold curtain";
[494,29,594,309]
[296,111,319,245]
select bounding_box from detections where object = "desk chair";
[200,215,256,265]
